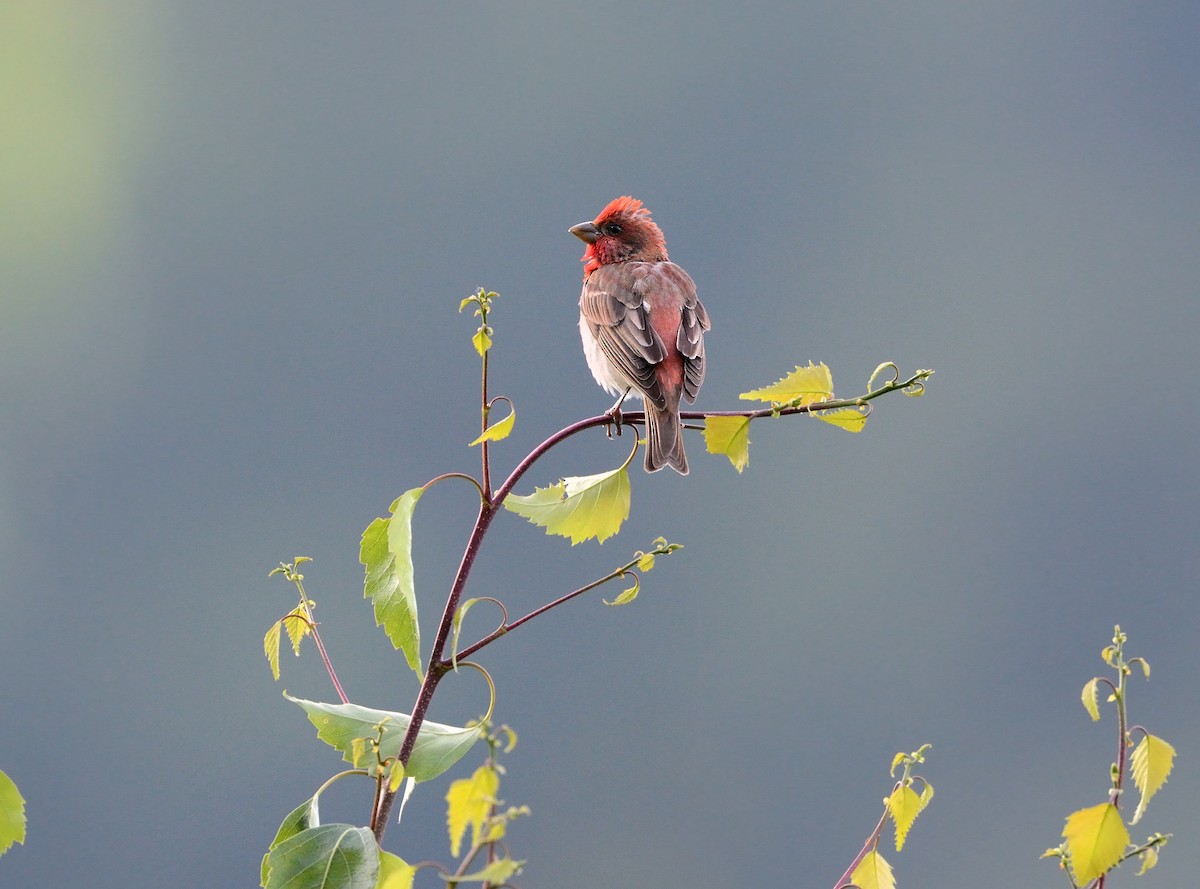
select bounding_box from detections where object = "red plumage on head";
[595,195,650,223]
[580,195,669,278]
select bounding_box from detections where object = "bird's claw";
[604,388,632,438]
[605,405,624,438]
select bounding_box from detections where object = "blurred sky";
[2,3,1198,887]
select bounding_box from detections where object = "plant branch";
[371,367,930,842]
[832,789,894,889]
[442,563,638,667]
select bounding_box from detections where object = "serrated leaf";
[1131,734,1175,824]
[637,551,656,571]
[889,752,906,776]
[287,696,482,783]
[604,574,639,606]
[816,406,869,433]
[262,824,378,889]
[887,784,923,851]
[1136,845,1159,875]
[469,403,515,446]
[850,849,895,889]
[446,765,500,857]
[262,797,321,885]
[1081,677,1101,721]
[450,857,524,884]
[739,362,833,405]
[0,770,26,857]
[503,466,630,545]
[377,851,415,889]
[360,488,424,678]
[284,606,310,655]
[918,781,934,811]
[1062,802,1130,884]
[264,620,282,681]
[703,415,752,472]
[458,296,477,312]
[471,327,492,356]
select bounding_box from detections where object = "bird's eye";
[603,222,623,236]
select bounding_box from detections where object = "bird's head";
[570,196,669,278]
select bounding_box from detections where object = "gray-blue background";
[3,3,1196,887]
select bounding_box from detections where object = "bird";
[569,196,710,474]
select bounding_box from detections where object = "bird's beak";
[569,221,600,244]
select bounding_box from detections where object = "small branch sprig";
[1042,626,1175,887]
[833,745,933,889]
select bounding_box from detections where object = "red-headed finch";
[570,196,710,474]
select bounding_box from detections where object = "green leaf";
[471,327,492,356]
[0,770,26,857]
[262,797,321,886]
[360,488,425,678]
[446,765,500,857]
[1062,802,1130,885]
[284,605,311,655]
[887,784,922,851]
[636,551,656,571]
[377,850,416,889]
[815,406,868,433]
[264,620,282,681]
[287,696,482,783]
[739,362,833,405]
[1131,733,1175,824]
[450,597,485,669]
[262,824,378,889]
[503,466,631,545]
[448,857,524,884]
[469,403,515,446]
[1081,677,1100,721]
[604,573,639,606]
[1136,845,1159,875]
[850,849,894,889]
[703,415,752,471]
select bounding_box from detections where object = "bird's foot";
[605,389,632,438]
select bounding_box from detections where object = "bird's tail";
[644,401,688,475]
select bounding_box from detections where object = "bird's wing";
[579,262,709,409]
[677,285,709,404]
[580,263,669,408]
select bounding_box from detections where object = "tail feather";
[644,402,688,475]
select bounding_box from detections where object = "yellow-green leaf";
[453,857,524,884]
[0,770,26,856]
[378,850,416,889]
[1062,802,1131,884]
[850,849,895,889]
[637,551,656,571]
[918,781,934,811]
[503,466,631,545]
[1131,734,1175,824]
[604,574,639,606]
[469,403,515,446]
[264,620,282,681]
[446,765,499,858]
[360,488,425,678]
[388,760,406,793]
[1081,677,1101,721]
[816,406,869,433]
[739,362,833,405]
[471,327,492,356]
[889,752,907,776]
[703,415,752,472]
[887,784,923,851]
[283,605,310,655]
[1136,845,1159,875]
